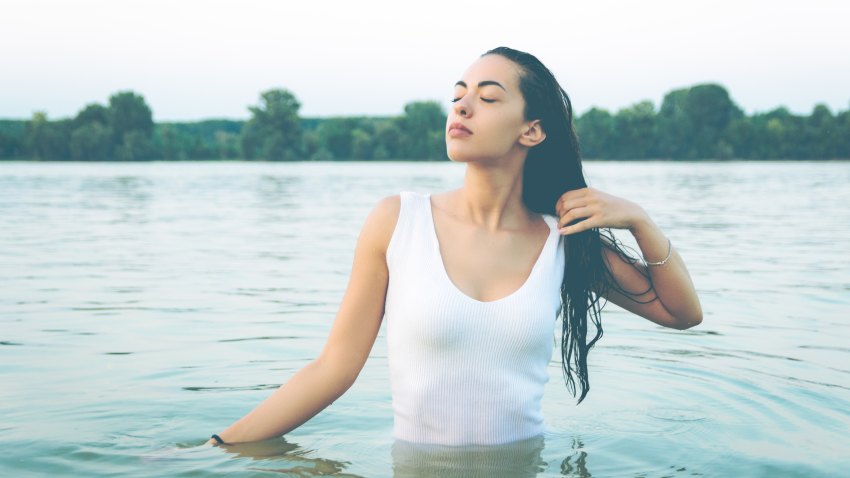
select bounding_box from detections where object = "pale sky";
[1,0,848,121]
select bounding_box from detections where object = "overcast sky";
[2,0,848,121]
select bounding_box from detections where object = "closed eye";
[451,97,496,103]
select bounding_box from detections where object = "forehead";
[456,54,521,91]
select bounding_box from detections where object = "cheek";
[445,111,525,160]
[482,117,522,147]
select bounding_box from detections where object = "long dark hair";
[483,47,650,404]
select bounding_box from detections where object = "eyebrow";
[454,80,507,91]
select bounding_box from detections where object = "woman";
[206,46,702,447]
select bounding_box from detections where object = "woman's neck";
[449,159,536,232]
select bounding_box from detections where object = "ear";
[518,119,546,148]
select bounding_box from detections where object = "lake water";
[1,160,849,477]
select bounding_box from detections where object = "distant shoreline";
[2,84,848,161]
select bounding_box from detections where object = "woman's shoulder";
[364,190,441,255]
[356,194,403,256]
[374,193,401,218]
[367,193,402,228]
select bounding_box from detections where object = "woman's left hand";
[556,187,649,235]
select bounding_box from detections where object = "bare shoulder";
[357,195,401,255]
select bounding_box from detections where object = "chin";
[447,152,476,163]
[446,143,479,163]
[447,145,504,164]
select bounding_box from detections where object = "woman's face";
[446,54,537,164]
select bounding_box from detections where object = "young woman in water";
[206,46,702,447]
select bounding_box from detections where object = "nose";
[453,98,471,118]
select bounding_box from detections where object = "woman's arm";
[207,195,400,444]
[556,188,702,330]
[598,217,702,329]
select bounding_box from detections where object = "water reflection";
[391,435,560,478]
[78,175,153,224]
[202,434,600,477]
[255,174,301,208]
[211,438,364,477]
[556,437,592,478]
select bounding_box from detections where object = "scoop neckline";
[425,193,557,305]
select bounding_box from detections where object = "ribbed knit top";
[384,191,565,446]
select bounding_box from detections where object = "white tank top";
[384,191,565,445]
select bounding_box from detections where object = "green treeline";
[1,84,848,161]
[576,84,848,160]
[0,89,446,162]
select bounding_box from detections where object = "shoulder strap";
[386,191,418,268]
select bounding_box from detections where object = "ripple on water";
[596,408,705,435]
[182,384,281,392]
[218,335,299,342]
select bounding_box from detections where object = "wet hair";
[482,46,652,404]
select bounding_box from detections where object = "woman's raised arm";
[556,187,702,330]
[207,195,400,445]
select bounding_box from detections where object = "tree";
[613,101,657,159]
[372,120,403,159]
[241,89,303,160]
[805,104,836,159]
[351,128,375,159]
[70,122,113,160]
[115,130,156,161]
[687,84,743,158]
[153,124,185,160]
[316,118,357,160]
[109,91,154,140]
[0,120,27,158]
[723,117,757,159]
[25,112,71,160]
[657,84,742,159]
[70,102,113,160]
[835,104,850,158]
[396,101,446,160]
[108,91,155,160]
[762,107,804,159]
[575,107,615,159]
[73,103,110,129]
[214,130,240,159]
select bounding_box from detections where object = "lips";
[448,122,473,136]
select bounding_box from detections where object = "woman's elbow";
[671,309,703,330]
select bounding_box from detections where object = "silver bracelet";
[644,237,672,267]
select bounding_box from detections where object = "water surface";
[1,161,848,477]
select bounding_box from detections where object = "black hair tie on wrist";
[210,434,228,446]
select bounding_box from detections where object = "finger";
[559,218,596,235]
[556,188,589,210]
[556,197,590,217]
[558,206,592,228]
[557,188,588,205]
